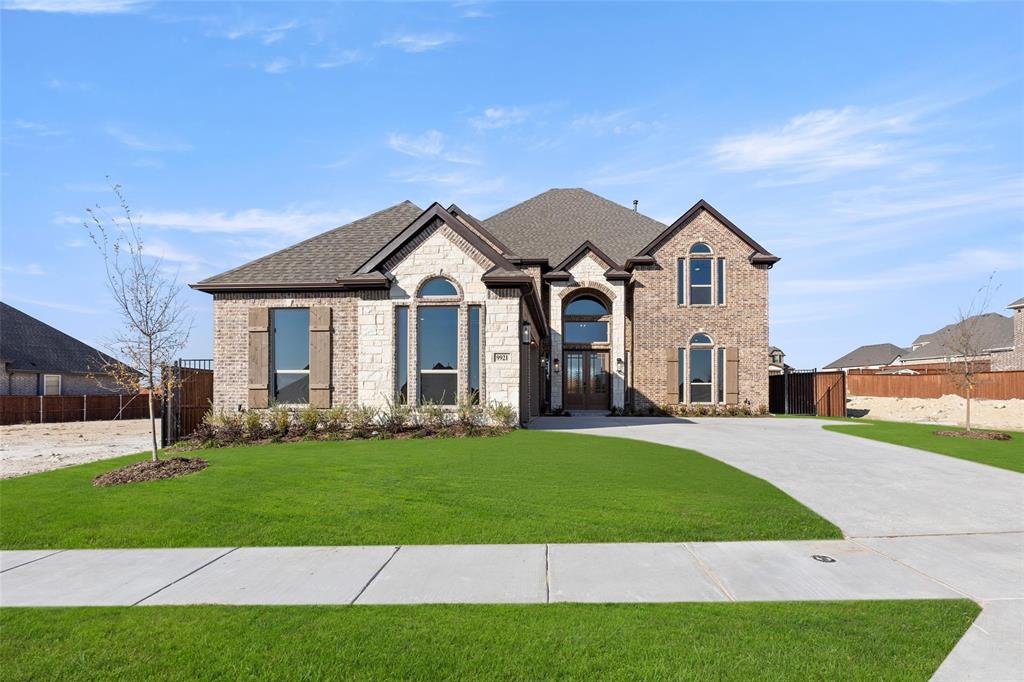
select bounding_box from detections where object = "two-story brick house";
[193,189,778,421]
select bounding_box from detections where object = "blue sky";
[2,0,1022,367]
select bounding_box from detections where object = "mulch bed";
[93,457,209,487]
[933,430,1012,441]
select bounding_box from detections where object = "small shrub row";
[184,398,518,449]
[610,403,769,418]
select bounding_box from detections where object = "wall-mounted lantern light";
[553,357,560,374]
[521,321,531,344]
[616,357,625,374]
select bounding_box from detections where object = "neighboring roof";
[902,313,1013,361]
[769,346,784,355]
[824,343,906,370]
[193,201,422,290]
[482,188,667,265]
[0,302,126,375]
[1008,296,1024,310]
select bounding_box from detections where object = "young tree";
[943,274,1001,432]
[84,182,193,460]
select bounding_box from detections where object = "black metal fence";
[769,369,846,417]
[161,359,214,446]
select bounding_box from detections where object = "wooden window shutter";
[665,347,678,403]
[726,347,740,404]
[248,307,270,408]
[309,306,332,408]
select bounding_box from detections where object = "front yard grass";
[0,430,839,549]
[0,600,978,681]
[823,419,1024,473]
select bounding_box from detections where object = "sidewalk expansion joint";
[682,543,735,602]
[0,549,66,574]
[544,544,550,604]
[848,538,976,602]
[132,547,239,606]
[351,545,400,605]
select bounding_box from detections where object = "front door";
[563,350,609,411]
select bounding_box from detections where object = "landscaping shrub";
[269,406,291,440]
[298,405,322,437]
[350,404,380,437]
[323,406,349,437]
[380,396,413,434]
[487,402,518,428]
[244,410,269,440]
[456,398,485,432]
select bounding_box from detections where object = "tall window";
[418,306,458,404]
[676,259,686,304]
[689,333,713,403]
[419,277,458,297]
[395,307,408,401]
[689,243,713,305]
[717,347,725,403]
[468,306,481,404]
[564,294,609,344]
[716,257,726,305]
[272,308,309,404]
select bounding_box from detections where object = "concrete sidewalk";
[4,535,1019,607]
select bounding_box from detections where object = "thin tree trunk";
[965,387,972,433]
[148,390,159,461]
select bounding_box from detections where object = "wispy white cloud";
[470,106,527,131]
[387,130,478,164]
[775,247,1022,296]
[47,78,92,90]
[377,33,458,53]
[5,294,100,315]
[571,109,661,136]
[1,263,46,276]
[392,168,504,196]
[2,0,142,13]
[9,119,65,137]
[58,206,360,240]
[710,106,917,181]
[225,19,299,42]
[315,49,365,69]
[104,125,192,152]
[262,57,290,74]
[454,0,491,18]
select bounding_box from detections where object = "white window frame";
[688,334,715,404]
[43,374,61,396]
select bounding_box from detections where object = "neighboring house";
[825,311,1016,373]
[824,343,905,372]
[990,297,1024,371]
[0,302,125,396]
[193,189,779,420]
[768,346,786,374]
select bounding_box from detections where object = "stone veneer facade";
[209,204,773,419]
[991,305,1024,371]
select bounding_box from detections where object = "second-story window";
[688,243,713,305]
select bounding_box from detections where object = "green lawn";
[823,419,1024,473]
[0,601,978,681]
[0,430,839,549]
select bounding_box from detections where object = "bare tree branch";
[83,180,193,460]
[944,273,1001,432]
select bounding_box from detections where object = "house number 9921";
[492,352,511,362]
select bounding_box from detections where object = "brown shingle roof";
[902,313,1013,360]
[482,188,667,265]
[193,201,422,289]
[1008,296,1024,310]
[0,302,130,375]
[824,343,906,370]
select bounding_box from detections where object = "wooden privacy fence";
[769,370,847,417]
[847,370,1024,400]
[0,394,157,426]
[161,359,214,446]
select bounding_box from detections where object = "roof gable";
[901,313,1013,360]
[824,342,905,369]
[0,302,127,375]
[635,199,778,265]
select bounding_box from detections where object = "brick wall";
[991,307,1024,371]
[212,291,359,411]
[630,208,770,410]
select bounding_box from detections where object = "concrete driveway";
[529,416,1023,538]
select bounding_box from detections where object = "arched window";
[419,277,458,297]
[688,244,713,305]
[689,242,713,255]
[563,292,610,344]
[565,295,608,317]
[689,333,714,403]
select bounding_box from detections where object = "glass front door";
[563,350,609,411]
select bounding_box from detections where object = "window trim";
[562,291,612,348]
[716,257,726,306]
[417,304,459,406]
[468,305,482,404]
[688,333,714,404]
[678,243,721,307]
[270,307,310,406]
[418,276,460,298]
[43,374,61,396]
[395,306,409,402]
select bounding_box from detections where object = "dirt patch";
[92,457,208,487]
[846,395,1024,431]
[0,419,159,479]
[933,430,1012,441]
